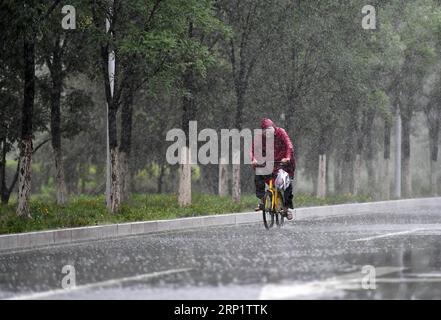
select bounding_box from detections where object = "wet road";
[1,204,441,299]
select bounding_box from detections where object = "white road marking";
[259,268,441,299]
[259,267,403,300]
[308,211,369,221]
[5,268,192,300]
[375,278,441,283]
[406,273,441,278]
[350,228,423,242]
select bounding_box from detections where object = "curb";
[1,197,440,252]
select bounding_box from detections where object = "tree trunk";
[354,112,367,196]
[54,148,68,205]
[2,158,20,205]
[382,158,391,200]
[179,21,196,206]
[429,127,439,196]
[17,32,35,218]
[119,150,130,201]
[232,163,241,203]
[1,191,11,205]
[341,161,351,194]
[394,108,402,199]
[326,154,331,195]
[334,157,342,194]
[178,146,191,206]
[353,154,362,196]
[401,117,412,198]
[402,156,411,198]
[317,154,326,199]
[178,145,193,207]
[232,86,245,203]
[119,96,133,202]
[157,163,165,194]
[108,93,121,212]
[365,114,376,197]
[119,70,135,202]
[316,130,327,198]
[430,159,438,196]
[100,32,121,212]
[110,147,121,212]
[218,158,229,196]
[366,159,375,197]
[17,138,33,217]
[0,137,8,205]
[341,152,354,194]
[382,121,391,200]
[50,51,68,205]
[343,119,356,194]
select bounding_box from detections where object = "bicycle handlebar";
[254,161,288,168]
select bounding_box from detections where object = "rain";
[1,0,441,301]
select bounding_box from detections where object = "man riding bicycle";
[251,118,296,220]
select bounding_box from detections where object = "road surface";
[1,203,441,299]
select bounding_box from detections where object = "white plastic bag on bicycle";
[275,169,290,191]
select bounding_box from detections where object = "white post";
[394,106,401,199]
[178,146,192,206]
[218,157,228,196]
[105,12,115,208]
[317,154,326,199]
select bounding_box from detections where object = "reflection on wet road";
[1,204,441,299]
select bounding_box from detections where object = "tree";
[89,0,225,210]
[218,0,293,202]
[390,0,439,197]
[425,76,441,195]
[0,74,21,205]
[2,0,63,217]
[38,0,91,205]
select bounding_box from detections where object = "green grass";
[0,193,372,235]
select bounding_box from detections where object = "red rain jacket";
[250,127,296,177]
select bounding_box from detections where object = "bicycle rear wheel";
[262,191,274,230]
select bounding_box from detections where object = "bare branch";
[145,0,163,31]
[33,138,51,154]
[39,0,62,23]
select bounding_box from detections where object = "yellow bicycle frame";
[266,179,279,211]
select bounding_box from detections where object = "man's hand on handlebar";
[252,159,290,168]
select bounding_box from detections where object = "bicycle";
[255,161,290,230]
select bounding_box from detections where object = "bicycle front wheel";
[262,191,274,230]
[275,192,285,227]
